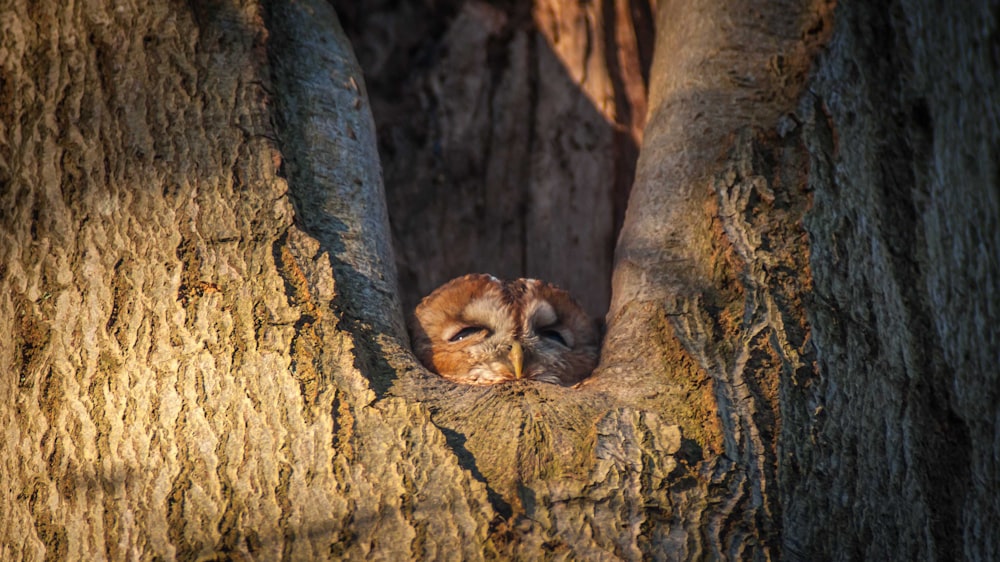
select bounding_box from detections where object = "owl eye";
[538,328,568,347]
[449,326,488,342]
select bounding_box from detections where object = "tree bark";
[1,1,490,559]
[594,1,833,557]
[2,0,998,560]
[781,1,1000,559]
[334,0,654,319]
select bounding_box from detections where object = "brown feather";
[410,274,599,386]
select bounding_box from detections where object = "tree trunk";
[1,1,488,559]
[2,0,998,561]
[781,1,1000,559]
[334,0,654,319]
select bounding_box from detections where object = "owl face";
[410,274,599,386]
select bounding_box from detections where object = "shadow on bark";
[265,1,409,396]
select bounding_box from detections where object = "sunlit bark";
[2,0,998,560]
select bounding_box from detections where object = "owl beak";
[510,341,524,379]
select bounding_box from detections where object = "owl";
[410,274,600,386]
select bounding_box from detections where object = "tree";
[1,0,997,560]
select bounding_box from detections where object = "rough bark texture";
[0,1,494,559]
[782,1,1000,559]
[334,0,653,318]
[0,0,676,559]
[606,0,1000,558]
[2,0,998,560]
[594,0,834,557]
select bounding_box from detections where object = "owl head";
[410,274,600,386]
